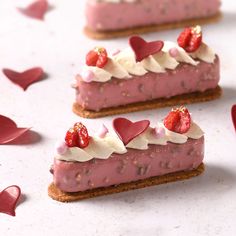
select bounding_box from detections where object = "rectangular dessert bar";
[49,107,206,202]
[85,0,221,39]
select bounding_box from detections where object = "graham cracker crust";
[73,86,222,118]
[48,163,204,202]
[84,12,222,39]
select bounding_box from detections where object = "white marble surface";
[0,0,236,235]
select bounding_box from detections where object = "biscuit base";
[73,86,222,118]
[48,163,204,202]
[84,12,221,39]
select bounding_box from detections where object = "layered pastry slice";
[49,106,205,202]
[85,0,221,39]
[73,26,221,118]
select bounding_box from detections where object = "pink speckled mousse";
[52,137,204,193]
[86,0,220,31]
[76,57,220,112]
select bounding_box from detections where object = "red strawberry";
[86,50,99,67]
[164,106,191,134]
[86,47,108,68]
[74,122,90,148]
[65,128,78,147]
[177,25,202,53]
[65,123,90,148]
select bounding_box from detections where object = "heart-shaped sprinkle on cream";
[129,36,164,62]
[113,118,150,145]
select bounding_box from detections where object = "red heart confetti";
[0,115,31,144]
[231,104,236,132]
[113,118,150,145]
[18,0,49,20]
[2,67,44,91]
[0,185,21,217]
[129,36,164,62]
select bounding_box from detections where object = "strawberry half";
[86,47,108,68]
[164,106,191,134]
[177,25,202,53]
[74,122,90,148]
[65,128,79,147]
[65,122,90,148]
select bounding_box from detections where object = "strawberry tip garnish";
[86,47,108,68]
[65,122,90,148]
[164,106,191,134]
[177,25,202,53]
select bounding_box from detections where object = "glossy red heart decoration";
[232,104,236,132]
[0,115,31,144]
[113,118,150,145]
[0,186,21,216]
[129,36,164,62]
[3,67,44,91]
[18,0,49,20]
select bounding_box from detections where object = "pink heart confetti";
[18,0,49,20]
[2,67,44,91]
[113,118,150,145]
[129,36,164,62]
[0,186,21,216]
[0,115,31,144]
[232,104,236,132]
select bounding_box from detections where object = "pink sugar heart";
[232,104,236,132]
[0,115,31,144]
[129,36,164,62]
[0,185,21,216]
[113,118,150,145]
[3,67,44,91]
[18,0,49,20]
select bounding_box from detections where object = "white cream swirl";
[55,122,204,162]
[80,41,216,83]
[190,43,216,63]
[56,134,126,162]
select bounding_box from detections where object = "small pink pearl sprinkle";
[56,141,68,155]
[112,49,121,56]
[81,70,95,83]
[169,47,179,58]
[154,127,166,139]
[97,124,108,138]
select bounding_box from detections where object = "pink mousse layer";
[53,137,204,193]
[76,57,220,111]
[86,0,220,31]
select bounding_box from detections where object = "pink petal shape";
[113,118,150,145]
[231,104,236,132]
[18,0,49,20]
[129,36,164,62]
[0,115,31,144]
[0,185,21,216]
[2,67,44,91]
